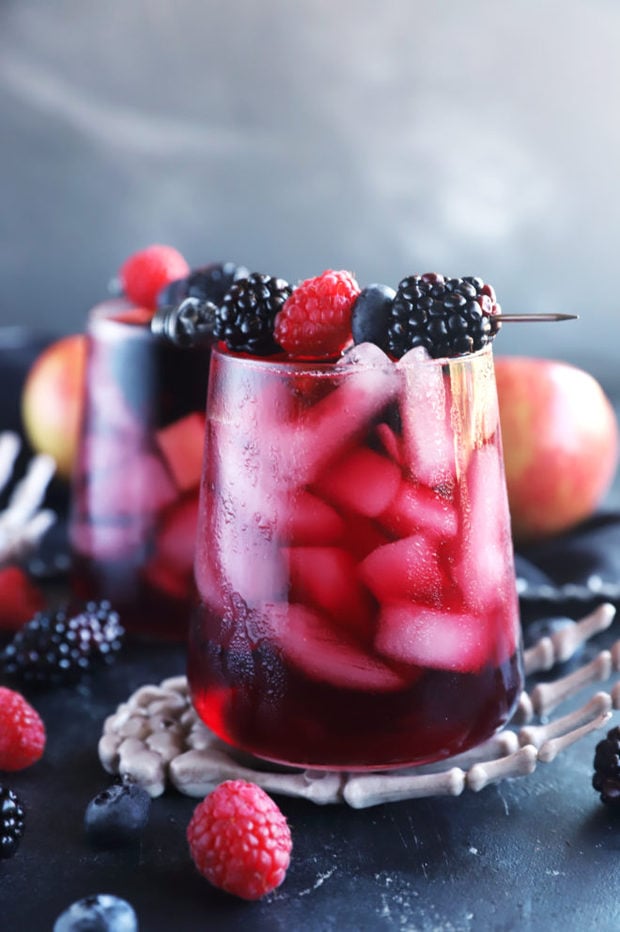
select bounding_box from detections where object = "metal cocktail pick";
[494,313,578,323]
[150,301,579,347]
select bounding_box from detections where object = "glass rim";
[211,340,494,375]
[88,299,155,340]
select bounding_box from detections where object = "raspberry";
[2,600,124,686]
[386,273,501,359]
[275,269,360,358]
[0,565,45,632]
[187,779,292,900]
[119,244,190,310]
[0,687,46,771]
[0,786,25,859]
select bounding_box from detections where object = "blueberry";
[53,894,138,932]
[351,284,396,350]
[84,782,151,848]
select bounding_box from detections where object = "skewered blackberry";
[158,261,249,308]
[214,272,292,355]
[1,601,124,686]
[386,273,501,359]
[0,786,25,859]
[593,725,620,808]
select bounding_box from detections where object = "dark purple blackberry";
[351,284,396,351]
[386,273,502,359]
[593,726,620,808]
[0,786,25,859]
[85,779,151,848]
[214,272,292,355]
[1,601,124,686]
[157,261,249,309]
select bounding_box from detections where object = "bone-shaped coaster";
[98,603,619,806]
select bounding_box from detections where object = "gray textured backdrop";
[1,0,619,390]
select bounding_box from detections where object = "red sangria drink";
[187,270,523,770]
[69,298,210,639]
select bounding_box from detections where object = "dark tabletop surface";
[3,331,620,932]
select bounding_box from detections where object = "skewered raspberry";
[274,269,360,358]
[214,272,292,355]
[1,601,124,686]
[119,244,189,310]
[158,261,249,309]
[0,687,46,771]
[593,725,620,808]
[0,786,25,859]
[187,779,292,900]
[386,273,501,359]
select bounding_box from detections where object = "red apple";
[494,356,619,543]
[21,334,87,480]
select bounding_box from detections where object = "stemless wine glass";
[69,299,211,640]
[188,341,523,770]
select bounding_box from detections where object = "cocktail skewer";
[495,313,578,322]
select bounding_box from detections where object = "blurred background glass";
[1,0,618,390]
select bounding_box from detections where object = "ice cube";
[358,533,444,605]
[155,412,206,493]
[454,443,515,613]
[263,602,407,692]
[379,480,458,540]
[374,422,403,465]
[375,603,493,673]
[275,490,346,546]
[281,355,399,485]
[84,451,178,519]
[285,545,374,640]
[313,446,401,518]
[397,346,456,488]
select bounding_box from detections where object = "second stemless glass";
[69,299,210,640]
[188,342,523,770]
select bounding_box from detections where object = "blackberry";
[0,786,25,859]
[158,261,249,309]
[386,273,501,359]
[1,601,124,686]
[214,272,292,355]
[593,726,620,808]
[85,779,151,848]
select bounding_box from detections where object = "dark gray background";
[1,0,619,389]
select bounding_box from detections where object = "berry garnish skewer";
[150,269,578,359]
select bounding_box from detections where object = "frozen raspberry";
[119,244,190,310]
[0,786,25,859]
[187,779,292,900]
[0,565,45,632]
[275,269,360,358]
[0,687,46,771]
